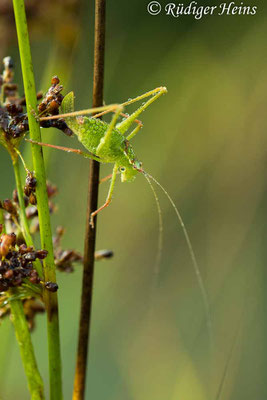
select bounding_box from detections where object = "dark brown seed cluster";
[6,181,58,237]
[0,295,45,331]
[25,181,58,234]
[0,200,21,241]
[55,249,83,273]
[12,188,28,207]
[0,232,47,292]
[0,198,18,219]
[53,226,82,273]
[2,192,30,236]
[1,180,58,255]
[23,298,45,331]
[0,57,29,139]
[52,226,114,272]
[94,249,114,261]
[44,281,58,292]
[0,227,58,328]
[0,58,73,144]
[37,76,73,136]
[24,171,37,205]
[38,76,63,115]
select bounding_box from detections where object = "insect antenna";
[142,170,213,344]
[143,173,163,276]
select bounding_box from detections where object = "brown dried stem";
[72,0,106,399]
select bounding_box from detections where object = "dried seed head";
[24,172,37,202]
[29,193,37,205]
[46,181,57,198]
[24,171,37,205]
[26,206,38,219]
[0,231,47,291]
[38,76,63,116]
[25,173,37,190]
[37,76,74,136]
[56,226,65,236]
[1,199,18,217]
[3,56,14,83]
[55,248,83,273]
[0,233,16,257]
[19,244,33,254]
[12,276,22,286]
[12,189,29,207]
[23,252,37,262]
[3,56,14,70]
[29,270,40,284]
[0,281,9,292]
[30,220,40,234]
[95,249,114,261]
[12,189,18,203]
[5,103,23,116]
[3,269,13,279]
[36,249,48,259]
[51,76,60,86]
[53,225,85,273]
[45,281,58,292]
[23,298,45,331]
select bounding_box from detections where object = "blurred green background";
[0,0,267,398]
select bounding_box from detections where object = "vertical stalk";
[12,1,62,398]
[0,208,5,233]
[73,1,106,399]
[13,159,32,245]
[10,295,44,400]
[13,158,43,277]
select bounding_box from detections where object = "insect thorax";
[66,116,140,179]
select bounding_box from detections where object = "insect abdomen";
[61,93,134,164]
[75,117,107,152]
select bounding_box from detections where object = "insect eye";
[120,167,126,172]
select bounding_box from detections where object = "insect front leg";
[126,121,143,141]
[90,164,119,227]
[116,112,144,141]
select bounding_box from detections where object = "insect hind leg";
[93,109,143,141]
[96,105,124,155]
[25,138,101,161]
[116,86,167,135]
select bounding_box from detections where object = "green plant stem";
[0,208,5,233]
[12,1,62,399]
[9,294,44,400]
[13,157,43,277]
